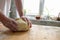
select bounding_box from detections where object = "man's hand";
[2,18,18,31]
[21,16,32,28]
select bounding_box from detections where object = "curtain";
[9,0,17,19]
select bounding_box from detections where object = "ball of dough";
[16,18,29,31]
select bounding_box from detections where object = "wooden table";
[0,23,60,40]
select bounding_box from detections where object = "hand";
[2,18,18,31]
[21,16,32,28]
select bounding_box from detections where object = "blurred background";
[4,0,60,26]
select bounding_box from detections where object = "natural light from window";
[43,0,60,17]
[23,0,40,15]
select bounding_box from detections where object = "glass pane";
[23,0,40,15]
[43,0,60,17]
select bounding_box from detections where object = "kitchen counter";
[0,23,60,40]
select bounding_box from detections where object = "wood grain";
[0,23,60,40]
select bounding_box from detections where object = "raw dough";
[16,18,29,31]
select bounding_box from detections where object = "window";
[43,0,60,20]
[23,0,40,15]
[5,0,60,21]
[3,0,60,25]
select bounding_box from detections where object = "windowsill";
[26,15,60,27]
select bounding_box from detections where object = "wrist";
[19,10,24,17]
[0,11,8,22]
[0,17,8,23]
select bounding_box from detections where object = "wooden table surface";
[0,23,60,40]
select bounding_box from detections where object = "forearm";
[15,0,23,17]
[0,11,8,22]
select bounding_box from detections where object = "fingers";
[10,20,18,31]
[10,18,18,26]
[21,17,27,22]
[21,16,32,28]
[4,22,17,31]
[29,21,32,28]
[25,18,32,28]
[12,20,18,26]
[10,24,18,31]
[6,22,18,31]
[6,21,18,31]
[21,17,26,21]
[10,18,18,31]
[2,18,18,31]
